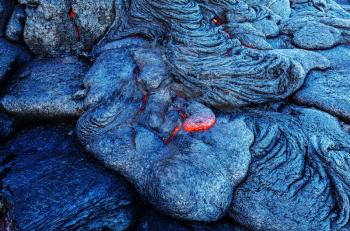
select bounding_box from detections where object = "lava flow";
[213,17,222,26]
[163,126,180,144]
[183,115,216,133]
[212,17,233,39]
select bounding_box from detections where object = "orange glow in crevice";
[183,115,216,133]
[213,17,222,26]
[212,17,233,39]
[161,99,217,144]
[162,126,180,144]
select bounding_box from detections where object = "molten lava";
[183,115,216,133]
[180,112,186,120]
[68,7,80,40]
[212,17,233,39]
[213,17,222,26]
[163,126,180,144]
[69,7,75,20]
[140,94,148,111]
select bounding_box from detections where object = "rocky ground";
[1,0,350,230]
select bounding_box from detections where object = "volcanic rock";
[1,125,137,230]
[0,113,16,143]
[78,100,253,222]
[229,107,350,231]
[135,208,248,231]
[1,0,350,230]
[281,1,350,50]
[294,45,350,122]
[5,5,26,42]
[0,56,88,119]
[20,0,115,56]
[0,0,15,37]
[77,43,255,222]
[0,39,31,83]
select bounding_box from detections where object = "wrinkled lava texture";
[1,0,350,230]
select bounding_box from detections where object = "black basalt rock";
[0,113,16,143]
[0,39,31,83]
[0,56,88,119]
[1,125,137,230]
[0,0,15,37]
[135,208,248,231]
[5,5,26,42]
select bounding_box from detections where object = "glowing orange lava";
[183,115,216,133]
[212,17,233,39]
[163,126,180,144]
[213,17,221,26]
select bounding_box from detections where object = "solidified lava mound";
[1,0,350,230]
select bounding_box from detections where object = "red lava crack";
[68,6,80,40]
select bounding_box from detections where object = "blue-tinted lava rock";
[294,45,350,122]
[135,208,248,231]
[1,125,137,230]
[0,113,16,143]
[0,56,88,119]
[1,0,350,230]
[0,39,31,83]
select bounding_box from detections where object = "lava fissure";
[160,101,217,144]
[212,17,233,39]
[162,126,180,144]
[140,94,148,111]
[68,6,80,40]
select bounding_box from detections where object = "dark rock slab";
[0,39,31,83]
[0,0,15,36]
[0,189,19,231]
[135,209,248,231]
[5,5,26,42]
[0,113,16,142]
[293,46,350,122]
[135,209,189,231]
[1,125,137,230]
[0,56,88,119]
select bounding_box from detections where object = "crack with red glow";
[138,95,216,144]
[163,103,217,144]
[68,6,80,40]
[213,16,255,49]
[162,126,180,144]
[212,17,233,39]
[140,94,148,112]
